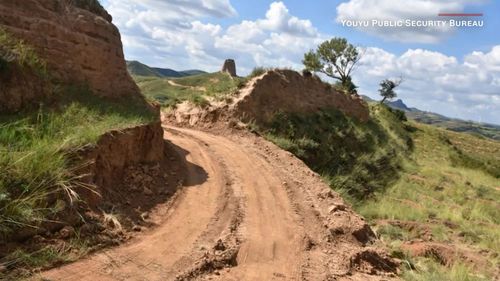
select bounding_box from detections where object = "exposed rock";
[221,59,237,77]
[328,203,347,213]
[0,0,139,107]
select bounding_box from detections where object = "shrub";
[302,69,312,77]
[188,95,210,108]
[387,106,408,121]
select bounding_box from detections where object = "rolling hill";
[362,96,500,140]
[126,60,206,78]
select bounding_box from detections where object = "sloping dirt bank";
[38,126,398,281]
[168,69,369,128]
[0,121,181,278]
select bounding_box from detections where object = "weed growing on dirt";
[0,28,47,77]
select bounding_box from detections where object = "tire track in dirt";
[169,127,306,280]
[39,130,237,281]
[38,127,398,281]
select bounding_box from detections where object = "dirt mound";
[168,69,370,127]
[233,69,369,124]
[401,242,486,268]
[0,0,139,104]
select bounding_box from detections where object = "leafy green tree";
[303,37,360,91]
[379,77,403,103]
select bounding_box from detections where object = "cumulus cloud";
[103,0,499,124]
[106,1,322,73]
[336,0,486,43]
[356,45,500,123]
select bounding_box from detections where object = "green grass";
[0,232,91,279]
[0,86,155,239]
[0,28,47,77]
[134,72,247,108]
[402,259,490,281]
[258,104,412,200]
[252,100,499,279]
[358,123,499,279]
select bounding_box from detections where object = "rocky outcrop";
[0,0,138,99]
[221,59,237,77]
[234,69,369,124]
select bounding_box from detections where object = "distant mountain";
[126,61,162,77]
[126,60,206,78]
[361,96,500,140]
[386,99,410,111]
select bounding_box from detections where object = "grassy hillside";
[134,72,246,108]
[362,96,500,141]
[126,60,206,78]
[126,61,162,77]
[360,123,499,280]
[408,111,500,141]
[259,104,499,280]
[0,31,156,273]
[258,105,412,200]
[0,86,155,238]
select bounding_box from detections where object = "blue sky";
[100,0,500,124]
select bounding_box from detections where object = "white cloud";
[336,0,486,43]
[107,1,322,74]
[356,45,500,123]
[104,0,500,124]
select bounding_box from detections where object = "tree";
[303,37,361,91]
[379,77,403,103]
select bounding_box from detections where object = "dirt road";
[39,127,397,281]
